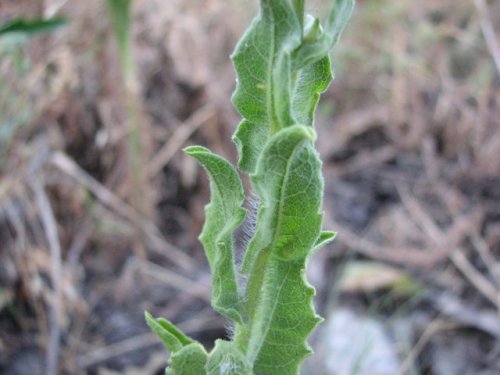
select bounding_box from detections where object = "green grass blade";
[0,17,66,36]
[106,0,133,81]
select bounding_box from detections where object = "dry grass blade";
[148,104,216,178]
[329,145,398,176]
[321,105,390,156]
[44,0,70,18]
[429,293,500,339]
[31,178,63,375]
[76,332,158,369]
[327,216,447,267]
[66,218,93,270]
[473,0,500,74]
[144,260,210,302]
[449,249,500,310]
[398,319,459,375]
[471,233,500,287]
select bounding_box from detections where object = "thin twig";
[329,145,398,176]
[32,179,63,375]
[398,318,458,375]
[66,218,93,270]
[148,104,216,177]
[326,216,448,267]
[449,249,500,309]
[471,232,500,287]
[429,292,500,339]
[76,332,158,369]
[44,0,70,18]
[145,260,211,302]
[473,0,500,75]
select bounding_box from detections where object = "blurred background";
[0,0,499,374]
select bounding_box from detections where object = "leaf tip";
[312,230,337,253]
[144,310,154,324]
[183,145,209,155]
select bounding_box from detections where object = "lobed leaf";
[241,125,322,274]
[231,0,300,128]
[231,0,353,175]
[231,0,302,172]
[183,146,246,323]
[325,0,356,47]
[292,55,332,126]
[251,260,322,375]
[232,119,268,174]
[292,0,355,70]
[236,125,325,374]
[145,312,194,353]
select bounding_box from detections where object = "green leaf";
[0,17,66,36]
[231,0,300,128]
[166,343,208,375]
[145,313,207,375]
[292,0,305,33]
[292,56,333,126]
[206,340,252,375]
[145,312,194,353]
[251,260,322,374]
[241,125,322,274]
[236,125,325,374]
[231,1,353,174]
[292,0,355,70]
[303,15,321,43]
[325,0,356,47]
[231,0,302,172]
[184,146,246,323]
[232,119,268,173]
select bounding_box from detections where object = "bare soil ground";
[1,0,499,374]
